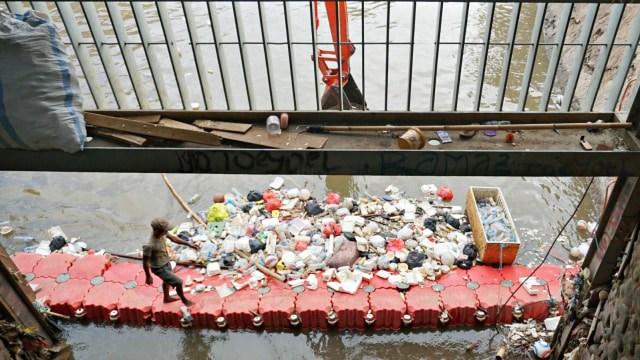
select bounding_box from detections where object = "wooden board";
[193,119,252,134]
[211,127,327,149]
[85,112,221,146]
[123,114,161,123]
[159,118,204,132]
[87,127,148,146]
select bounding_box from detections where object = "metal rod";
[231,3,255,109]
[182,2,213,110]
[105,2,147,109]
[207,1,232,110]
[474,3,494,111]
[283,1,299,110]
[538,3,573,112]
[309,0,320,110]
[258,2,276,110]
[406,1,417,111]
[156,2,189,109]
[606,6,640,112]
[310,122,631,132]
[384,0,391,111]
[562,3,598,112]
[452,3,469,111]
[430,2,443,111]
[495,3,521,112]
[361,0,366,112]
[518,2,546,111]
[5,1,24,13]
[56,2,105,108]
[583,4,624,112]
[130,1,169,109]
[336,1,344,111]
[80,2,128,109]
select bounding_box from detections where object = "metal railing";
[2,1,639,114]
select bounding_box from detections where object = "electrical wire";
[493,176,595,334]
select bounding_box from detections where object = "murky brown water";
[0,172,597,359]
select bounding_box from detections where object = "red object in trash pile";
[437,186,453,201]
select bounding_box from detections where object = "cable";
[493,177,595,334]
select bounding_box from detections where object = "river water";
[0,1,596,359]
[0,173,597,359]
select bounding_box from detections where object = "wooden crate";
[465,187,520,265]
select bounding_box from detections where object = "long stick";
[108,252,209,268]
[161,173,206,225]
[307,122,632,133]
[235,250,286,282]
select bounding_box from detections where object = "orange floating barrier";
[295,289,332,331]
[83,281,126,321]
[332,291,368,330]
[48,279,92,317]
[32,253,76,278]
[369,288,406,330]
[405,286,441,327]
[68,254,111,280]
[10,252,42,274]
[259,289,296,329]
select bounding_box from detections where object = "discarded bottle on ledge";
[266,115,281,135]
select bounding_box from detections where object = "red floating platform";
[48,279,92,316]
[83,281,126,321]
[369,288,406,329]
[32,253,76,278]
[68,254,111,280]
[11,252,42,274]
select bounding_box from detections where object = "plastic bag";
[247,190,262,202]
[0,11,85,153]
[207,203,229,222]
[437,187,453,201]
[406,251,425,269]
[304,200,323,216]
[327,240,359,268]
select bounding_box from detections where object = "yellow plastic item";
[207,203,229,223]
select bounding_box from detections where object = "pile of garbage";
[502,317,560,359]
[164,178,481,294]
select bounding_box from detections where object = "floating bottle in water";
[14,236,36,243]
[187,194,200,204]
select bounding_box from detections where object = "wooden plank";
[87,127,148,146]
[211,127,327,149]
[123,114,161,123]
[159,118,204,132]
[85,112,221,146]
[193,119,252,133]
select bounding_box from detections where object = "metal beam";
[451,3,469,111]
[582,4,625,112]
[156,2,190,109]
[584,177,640,287]
[561,3,598,112]
[3,148,640,176]
[474,3,494,111]
[517,3,546,111]
[538,3,572,112]
[496,3,521,111]
[183,2,213,110]
[605,6,640,112]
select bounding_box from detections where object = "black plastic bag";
[423,217,437,232]
[247,190,263,202]
[406,251,426,269]
[460,224,472,233]
[304,200,323,216]
[342,232,356,242]
[49,236,66,252]
[446,215,460,229]
[249,239,266,253]
[463,244,478,259]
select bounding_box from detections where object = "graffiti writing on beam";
[176,150,628,176]
[595,179,634,261]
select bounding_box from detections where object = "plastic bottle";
[266,115,281,135]
[187,194,200,204]
[14,236,36,243]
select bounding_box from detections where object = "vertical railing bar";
[561,3,598,112]
[207,1,232,110]
[309,1,321,111]
[130,1,168,109]
[156,2,189,109]
[56,2,105,108]
[473,3,494,111]
[583,4,624,112]
[336,1,344,111]
[5,1,24,13]
[81,2,127,109]
[430,2,443,111]
[538,3,572,112]
[495,3,521,111]
[518,2,546,111]
[606,6,640,112]
[182,2,213,110]
[360,0,365,111]
[257,2,276,110]
[383,0,390,111]
[283,1,299,110]
[451,2,469,111]
[406,1,417,111]
[232,2,255,109]
[310,0,320,111]
[105,2,146,109]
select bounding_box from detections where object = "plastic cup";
[398,127,426,149]
[266,115,281,135]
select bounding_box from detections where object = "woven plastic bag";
[0,10,85,153]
